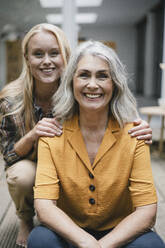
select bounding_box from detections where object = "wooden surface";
[139,106,165,116]
[6,40,22,83]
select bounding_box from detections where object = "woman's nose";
[43,54,51,65]
[87,77,99,89]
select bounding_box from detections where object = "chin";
[41,78,59,84]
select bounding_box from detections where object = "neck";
[34,81,59,104]
[79,109,109,132]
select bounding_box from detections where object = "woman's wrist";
[78,233,101,248]
[14,130,36,157]
[26,128,38,144]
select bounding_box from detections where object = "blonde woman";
[0,23,70,247]
[0,25,151,246]
[28,41,164,248]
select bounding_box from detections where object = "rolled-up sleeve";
[129,140,157,207]
[34,137,60,200]
[0,101,21,166]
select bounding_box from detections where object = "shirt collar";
[33,100,53,120]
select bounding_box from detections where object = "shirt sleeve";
[34,137,60,200]
[129,140,157,207]
[0,100,21,166]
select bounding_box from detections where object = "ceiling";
[0,0,161,39]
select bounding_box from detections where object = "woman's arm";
[128,119,152,144]
[99,138,157,248]
[99,203,157,248]
[14,117,62,157]
[0,98,62,164]
[35,199,101,248]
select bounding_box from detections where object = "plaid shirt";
[0,98,53,168]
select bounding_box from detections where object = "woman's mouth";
[40,68,55,74]
[84,93,102,99]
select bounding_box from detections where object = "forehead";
[77,54,109,71]
[27,30,60,50]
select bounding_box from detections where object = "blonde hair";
[0,23,71,132]
[52,40,139,127]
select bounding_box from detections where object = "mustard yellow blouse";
[34,115,157,231]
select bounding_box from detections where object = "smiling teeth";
[42,69,53,72]
[85,94,101,98]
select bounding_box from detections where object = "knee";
[145,232,165,248]
[27,225,65,248]
[130,231,165,248]
[28,226,52,248]
[7,172,33,192]
[6,160,36,191]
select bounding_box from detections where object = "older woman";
[28,41,165,248]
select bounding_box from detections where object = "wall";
[0,40,22,91]
[135,1,164,99]
[79,25,137,91]
[0,25,136,92]
[0,41,6,90]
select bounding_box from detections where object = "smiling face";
[73,54,113,115]
[26,30,64,85]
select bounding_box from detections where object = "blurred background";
[0,0,164,104]
[0,1,165,246]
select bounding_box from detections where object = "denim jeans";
[27,225,165,248]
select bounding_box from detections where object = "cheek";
[73,81,81,101]
[27,57,37,70]
[27,60,40,78]
[73,82,77,99]
[54,56,64,68]
[105,83,114,100]
[29,63,37,74]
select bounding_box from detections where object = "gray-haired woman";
[28,41,164,248]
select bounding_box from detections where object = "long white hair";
[52,40,139,127]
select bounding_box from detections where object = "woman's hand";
[35,199,102,248]
[14,118,63,157]
[79,236,102,248]
[128,118,152,144]
[31,117,63,141]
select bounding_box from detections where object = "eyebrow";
[31,46,60,51]
[96,70,109,73]
[76,69,109,73]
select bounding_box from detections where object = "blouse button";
[89,184,95,191]
[89,172,94,179]
[89,198,95,205]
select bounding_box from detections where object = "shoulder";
[122,122,134,134]
[109,118,134,136]
[39,117,78,150]
[109,119,139,148]
[122,122,147,150]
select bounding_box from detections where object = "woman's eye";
[79,73,89,78]
[98,73,109,79]
[34,51,43,57]
[51,50,59,56]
